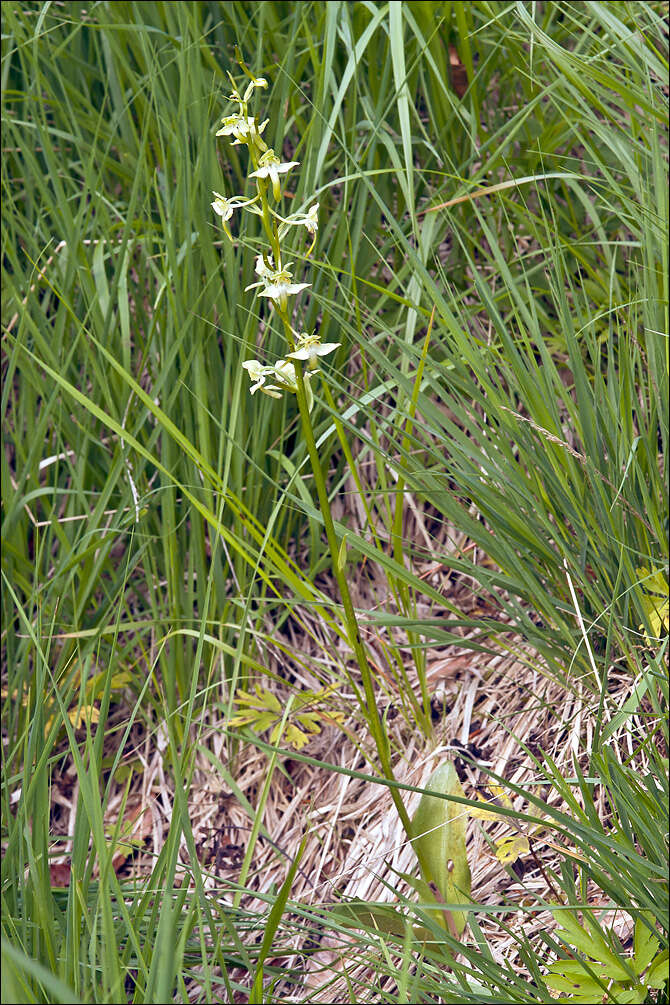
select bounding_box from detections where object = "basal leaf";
[411,762,471,935]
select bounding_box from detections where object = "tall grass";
[2,2,668,1002]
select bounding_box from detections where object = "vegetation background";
[2,1,668,1002]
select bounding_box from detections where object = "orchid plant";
[212,58,448,910]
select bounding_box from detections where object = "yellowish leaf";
[68,704,100,728]
[488,784,514,809]
[637,566,670,644]
[495,834,530,864]
[469,784,514,820]
[469,800,501,821]
[284,723,310,749]
[228,683,346,750]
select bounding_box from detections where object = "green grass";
[2,2,668,1002]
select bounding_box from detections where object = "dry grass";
[41,543,656,1002]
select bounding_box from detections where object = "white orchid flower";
[275,203,319,253]
[287,333,340,369]
[245,260,310,313]
[242,76,268,102]
[241,357,313,409]
[211,191,258,240]
[253,253,274,279]
[249,149,299,201]
[211,193,236,223]
[302,204,319,235]
[241,359,282,398]
[216,113,268,153]
[259,275,310,311]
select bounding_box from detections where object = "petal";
[255,254,273,275]
[258,284,283,299]
[242,359,269,373]
[315,342,341,356]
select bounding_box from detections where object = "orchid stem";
[283,329,414,836]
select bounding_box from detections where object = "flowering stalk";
[213,64,442,881]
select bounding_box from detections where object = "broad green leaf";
[543,965,606,997]
[634,913,660,975]
[411,762,471,935]
[542,968,606,1000]
[554,913,632,983]
[582,913,637,982]
[327,901,408,938]
[646,950,670,989]
[614,989,651,1005]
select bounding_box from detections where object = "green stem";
[285,340,414,837]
